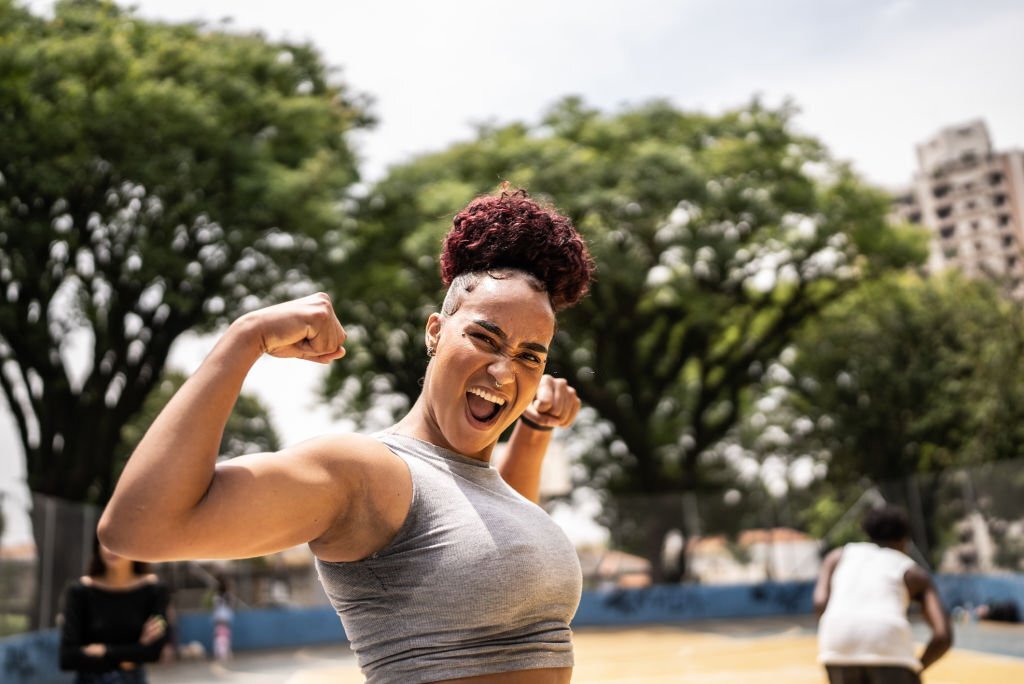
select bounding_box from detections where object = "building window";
[971,221,980,231]
[940,225,955,239]
[966,200,976,211]
[1008,256,1018,270]
[994,194,1007,206]
[943,247,958,259]
[936,205,953,219]
[1004,235,1015,248]
[999,214,1011,227]
[989,172,1004,185]
[933,184,951,199]
[908,212,922,223]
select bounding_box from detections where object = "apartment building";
[892,120,1024,294]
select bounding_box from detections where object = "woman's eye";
[518,353,542,365]
[470,333,499,350]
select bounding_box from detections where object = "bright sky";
[3,0,1024,545]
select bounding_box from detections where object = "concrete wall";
[4,573,1022,684]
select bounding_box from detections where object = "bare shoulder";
[286,432,407,480]
[823,547,843,569]
[215,432,402,483]
[903,562,932,598]
[299,433,413,563]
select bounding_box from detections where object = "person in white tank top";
[814,505,952,684]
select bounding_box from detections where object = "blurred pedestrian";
[815,505,953,683]
[211,574,234,662]
[59,534,169,683]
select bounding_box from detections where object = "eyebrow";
[471,319,549,355]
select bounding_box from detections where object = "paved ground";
[149,616,1024,683]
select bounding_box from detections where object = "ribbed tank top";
[315,433,582,683]
[818,542,920,670]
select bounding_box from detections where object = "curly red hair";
[440,187,594,311]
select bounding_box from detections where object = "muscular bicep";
[158,437,361,560]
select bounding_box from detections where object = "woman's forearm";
[497,421,553,503]
[99,316,263,554]
[919,634,952,670]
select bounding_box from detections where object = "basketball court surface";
[150,616,1024,683]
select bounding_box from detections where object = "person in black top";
[59,534,169,683]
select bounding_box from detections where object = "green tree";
[322,96,925,574]
[779,272,1024,564]
[117,370,281,467]
[0,0,369,624]
[0,0,367,500]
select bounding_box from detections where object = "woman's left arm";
[496,375,580,503]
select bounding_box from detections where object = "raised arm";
[905,565,953,671]
[495,375,580,503]
[99,294,368,561]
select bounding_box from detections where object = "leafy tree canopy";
[0,0,370,503]
[322,96,926,514]
[732,271,1024,564]
[789,272,1024,480]
[118,369,281,468]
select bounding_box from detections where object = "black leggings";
[825,665,921,684]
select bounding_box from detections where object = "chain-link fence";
[572,458,1024,589]
[3,460,1022,637]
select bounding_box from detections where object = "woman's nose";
[488,356,515,388]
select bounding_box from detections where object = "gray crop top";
[315,433,582,683]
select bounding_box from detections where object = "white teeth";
[467,387,506,406]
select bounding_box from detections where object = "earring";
[494,379,502,389]
[427,345,435,357]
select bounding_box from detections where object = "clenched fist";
[241,293,347,364]
[521,375,581,430]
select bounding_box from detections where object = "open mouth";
[466,387,506,427]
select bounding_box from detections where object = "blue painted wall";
[5,573,1022,684]
[574,580,814,626]
[176,605,347,654]
[0,630,71,684]
[935,573,1024,614]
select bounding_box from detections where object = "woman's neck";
[102,564,138,588]
[390,396,495,462]
[391,397,449,447]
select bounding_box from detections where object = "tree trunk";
[609,492,690,585]
[28,493,98,629]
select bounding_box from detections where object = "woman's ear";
[425,313,443,355]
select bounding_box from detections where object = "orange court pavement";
[150,617,1024,683]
